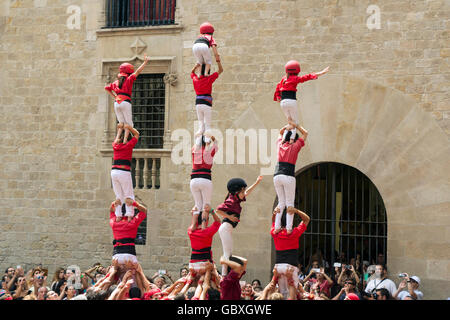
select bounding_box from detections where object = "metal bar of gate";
[331,163,336,269]
[354,167,357,261]
[361,175,364,265]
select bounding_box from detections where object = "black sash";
[112,238,136,256]
[274,162,295,177]
[190,247,212,261]
[275,249,298,267]
[113,159,131,166]
[194,37,210,47]
[222,212,240,229]
[191,168,212,180]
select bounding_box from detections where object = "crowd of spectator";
[0,251,425,300]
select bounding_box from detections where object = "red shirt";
[192,145,218,172]
[188,221,221,262]
[197,34,217,47]
[109,210,147,240]
[105,74,137,102]
[273,73,317,101]
[217,194,246,216]
[308,278,332,298]
[277,137,304,165]
[271,222,307,251]
[220,270,246,300]
[112,137,138,171]
[191,72,219,96]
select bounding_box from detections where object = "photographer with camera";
[362,265,396,300]
[304,267,334,299]
[337,263,360,287]
[393,273,423,300]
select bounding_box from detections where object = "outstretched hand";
[316,66,330,77]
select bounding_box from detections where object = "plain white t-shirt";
[397,290,424,300]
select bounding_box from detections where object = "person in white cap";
[393,273,423,300]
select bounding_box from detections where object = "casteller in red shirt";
[110,205,147,256]
[274,136,305,177]
[188,221,221,263]
[112,136,138,171]
[273,73,317,101]
[191,72,219,106]
[105,74,137,103]
[271,221,307,267]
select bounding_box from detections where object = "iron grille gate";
[275,162,387,273]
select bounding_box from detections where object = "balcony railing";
[105,0,176,28]
[132,157,161,189]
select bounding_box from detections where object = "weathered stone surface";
[0,0,448,300]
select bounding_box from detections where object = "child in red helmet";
[274,61,329,143]
[193,22,220,76]
[105,54,150,144]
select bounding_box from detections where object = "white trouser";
[219,222,234,276]
[111,170,135,217]
[196,104,212,136]
[112,253,138,265]
[273,175,296,231]
[190,178,213,215]
[280,99,298,139]
[189,261,210,273]
[192,42,212,65]
[114,100,133,126]
[274,264,299,299]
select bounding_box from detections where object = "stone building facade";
[0,0,449,299]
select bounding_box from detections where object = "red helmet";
[119,63,134,74]
[285,60,301,74]
[200,22,214,34]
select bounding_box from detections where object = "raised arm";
[288,119,308,141]
[314,66,329,77]
[279,124,290,138]
[256,268,278,300]
[133,54,150,77]
[217,60,223,75]
[215,209,239,223]
[220,256,247,275]
[245,175,263,197]
[210,209,221,223]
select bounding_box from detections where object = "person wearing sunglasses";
[393,273,423,300]
[332,278,362,300]
[27,272,50,299]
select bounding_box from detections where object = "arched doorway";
[274,162,387,272]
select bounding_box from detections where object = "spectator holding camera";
[337,263,360,287]
[304,267,334,299]
[11,276,29,300]
[393,273,423,300]
[363,265,396,299]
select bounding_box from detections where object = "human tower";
[103,22,329,300]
